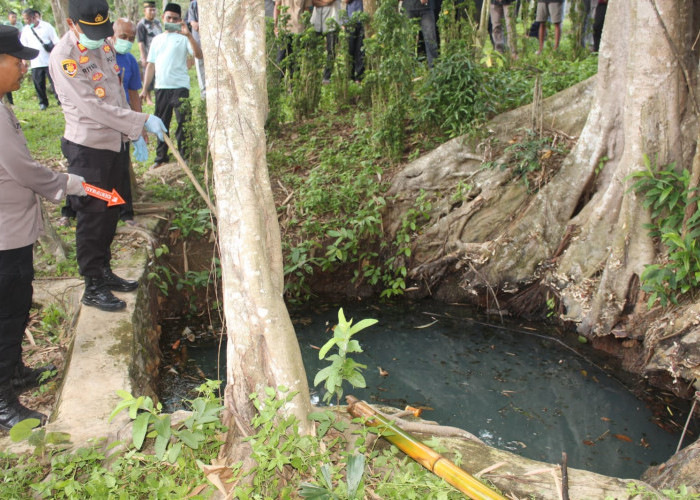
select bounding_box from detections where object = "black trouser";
[321,31,338,81]
[154,88,190,164]
[276,33,300,78]
[347,20,364,81]
[592,2,607,52]
[61,138,128,277]
[119,143,134,221]
[31,66,58,108]
[0,245,33,387]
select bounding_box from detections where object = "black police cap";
[0,25,38,60]
[69,0,114,40]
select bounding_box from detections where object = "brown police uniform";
[49,30,147,280]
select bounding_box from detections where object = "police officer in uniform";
[0,25,87,429]
[49,0,166,312]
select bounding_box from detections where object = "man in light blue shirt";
[140,2,202,168]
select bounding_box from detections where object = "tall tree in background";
[48,0,68,35]
[197,0,313,462]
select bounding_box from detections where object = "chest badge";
[95,87,106,98]
[103,45,111,53]
[113,63,120,73]
[79,55,89,64]
[61,59,78,77]
[92,72,103,81]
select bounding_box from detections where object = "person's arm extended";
[181,22,203,60]
[139,62,155,101]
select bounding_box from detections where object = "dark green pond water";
[160,301,691,479]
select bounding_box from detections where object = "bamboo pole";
[162,134,217,216]
[346,396,506,500]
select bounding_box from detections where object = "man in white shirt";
[19,8,59,110]
[140,3,202,168]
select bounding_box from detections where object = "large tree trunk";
[199,0,313,465]
[385,1,700,386]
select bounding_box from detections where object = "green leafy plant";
[363,0,417,159]
[491,129,569,191]
[10,418,71,458]
[314,308,377,404]
[629,155,700,307]
[417,49,486,138]
[109,380,224,463]
[299,454,365,500]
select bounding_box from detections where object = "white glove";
[66,173,87,196]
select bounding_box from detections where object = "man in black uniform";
[49,0,166,312]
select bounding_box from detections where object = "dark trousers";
[0,245,33,386]
[321,31,338,81]
[276,34,297,78]
[61,138,128,277]
[31,66,58,108]
[154,88,190,164]
[592,2,607,52]
[405,9,438,68]
[119,143,134,221]
[347,20,365,81]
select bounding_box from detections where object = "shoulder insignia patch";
[61,59,78,77]
[103,44,111,53]
[95,87,106,98]
[113,63,120,73]
[92,72,103,81]
[77,42,87,53]
[79,55,89,64]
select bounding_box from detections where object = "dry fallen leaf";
[378,366,389,377]
[613,433,633,442]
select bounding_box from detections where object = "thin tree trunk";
[49,0,69,36]
[198,0,313,464]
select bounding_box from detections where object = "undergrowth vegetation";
[629,155,700,308]
[266,3,597,302]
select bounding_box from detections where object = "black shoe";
[82,276,126,312]
[12,363,57,392]
[0,387,47,431]
[102,268,138,292]
[39,104,47,111]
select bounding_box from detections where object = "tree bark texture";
[384,0,700,386]
[49,0,69,36]
[198,0,313,463]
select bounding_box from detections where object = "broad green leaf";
[318,337,338,360]
[9,419,39,442]
[132,412,150,449]
[346,454,365,497]
[348,318,378,335]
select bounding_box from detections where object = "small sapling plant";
[314,308,377,405]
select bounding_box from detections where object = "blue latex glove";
[145,115,167,141]
[132,137,148,162]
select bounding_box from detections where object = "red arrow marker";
[82,182,126,207]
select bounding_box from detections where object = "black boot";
[0,386,46,431]
[12,362,57,392]
[102,268,138,292]
[82,276,126,312]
